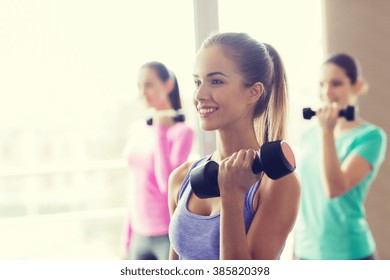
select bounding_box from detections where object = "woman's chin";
[199,123,217,132]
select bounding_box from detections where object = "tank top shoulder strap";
[245,174,263,214]
[178,155,211,200]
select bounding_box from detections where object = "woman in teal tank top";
[294,53,387,260]
[168,32,301,260]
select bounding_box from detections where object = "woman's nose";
[138,87,146,97]
[321,85,332,100]
[194,84,209,102]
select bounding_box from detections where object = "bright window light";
[0,0,195,259]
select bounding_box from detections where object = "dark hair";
[140,61,182,110]
[201,32,288,144]
[324,53,360,84]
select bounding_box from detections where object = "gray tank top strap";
[178,155,210,200]
[245,179,261,215]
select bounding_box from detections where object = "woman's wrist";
[321,128,335,139]
[153,115,174,126]
[220,187,246,204]
[153,109,176,126]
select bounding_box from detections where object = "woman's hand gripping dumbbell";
[146,109,185,125]
[189,140,296,199]
[303,105,355,121]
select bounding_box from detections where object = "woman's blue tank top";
[168,156,261,260]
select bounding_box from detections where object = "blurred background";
[0,0,388,259]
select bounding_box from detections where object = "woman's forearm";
[154,126,193,193]
[220,193,252,260]
[153,125,172,193]
[321,132,348,198]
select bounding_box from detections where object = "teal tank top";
[295,122,387,259]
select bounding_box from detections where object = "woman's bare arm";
[167,161,195,260]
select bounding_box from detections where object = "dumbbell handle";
[146,111,185,125]
[303,106,355,121]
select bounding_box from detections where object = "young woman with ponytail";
[294,54,387,260]
[168,32,300,260]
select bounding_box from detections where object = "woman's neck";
[213,124,260,162]
[334,115,365,136]
[155,102,173,111]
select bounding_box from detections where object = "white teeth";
[199,108,217,114]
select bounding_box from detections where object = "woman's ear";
[247,82,264,104]
[164,78,175,95]
[353,79,369,96]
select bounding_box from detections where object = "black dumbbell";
[146,110,185,125]
[303,106,355,121]
[189,140,296,199]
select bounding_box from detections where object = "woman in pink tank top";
[121,62,194,260]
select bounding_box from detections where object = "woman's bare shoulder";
[266,173,300,198]
[168,160,198,206]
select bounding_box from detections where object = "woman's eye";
[332,81,342,87]
[144,82,154,89]
[194,80,201,88]
[211,79,223,85]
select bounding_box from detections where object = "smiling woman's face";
[137,67,169,110]
[192,45,252,131]
[319,63,357,107]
